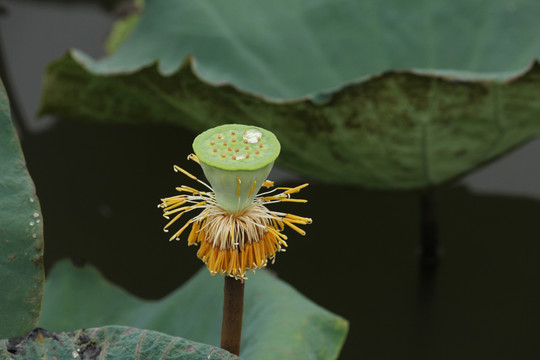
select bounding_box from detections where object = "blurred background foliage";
[1,0,540,358]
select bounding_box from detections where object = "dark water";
[20,120,540,359]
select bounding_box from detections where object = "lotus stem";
[220,276,244,355]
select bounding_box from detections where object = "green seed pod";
[193,124,281,213]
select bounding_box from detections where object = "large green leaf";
[0,81,44,337]
[0,326,236,360]
[38,0,540,188]
[39,261,348,360]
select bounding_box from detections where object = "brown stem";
[220,276,245,355]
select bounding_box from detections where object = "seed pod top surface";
[193,124,280,171]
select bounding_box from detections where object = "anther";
[244,139,248,144]
[223,142,228,146]
[259,144,263,148]
[235,148,239,152]
[213,148,218,152]
[221,153,226,158]
[210,140,215,145]
[231,131,236,135]
[232,138,237,142]
[218,134,223,139]
[232,155,237,160]
[228,147,232,151]
[245,153,250,158]
[173,165,198,180]
[255,150,260,155]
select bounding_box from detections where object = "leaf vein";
[159,337,179,360]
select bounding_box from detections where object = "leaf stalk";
[220,276,244,355]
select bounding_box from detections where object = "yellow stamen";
[278,183,309,194]
[164,212,184,231]
[187,153,200,164]
[273,218,285,231]
[246,244,254,269]
[267,226,287,240]
[282,219,306,236]
[176,185,200,194]
[169,219,194,241]
[160,195,185,202]
[163,201,205,217]
[262,180,274,188]
[237,177,242,197]
[163,199,188,212]
[261,195,283,202]
[253,242,262,267]
[215,250,225,273]
[240,246,248,275]
[187,221,200,245]
[228,250,237,275]
[173,165,198,181]
[285,214,313,224]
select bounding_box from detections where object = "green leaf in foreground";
[0,326,236,360]
[39,0,540,188]
[0,81,44,338]
[39,261,348,360]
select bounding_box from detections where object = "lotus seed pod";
[193,124,281,213]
